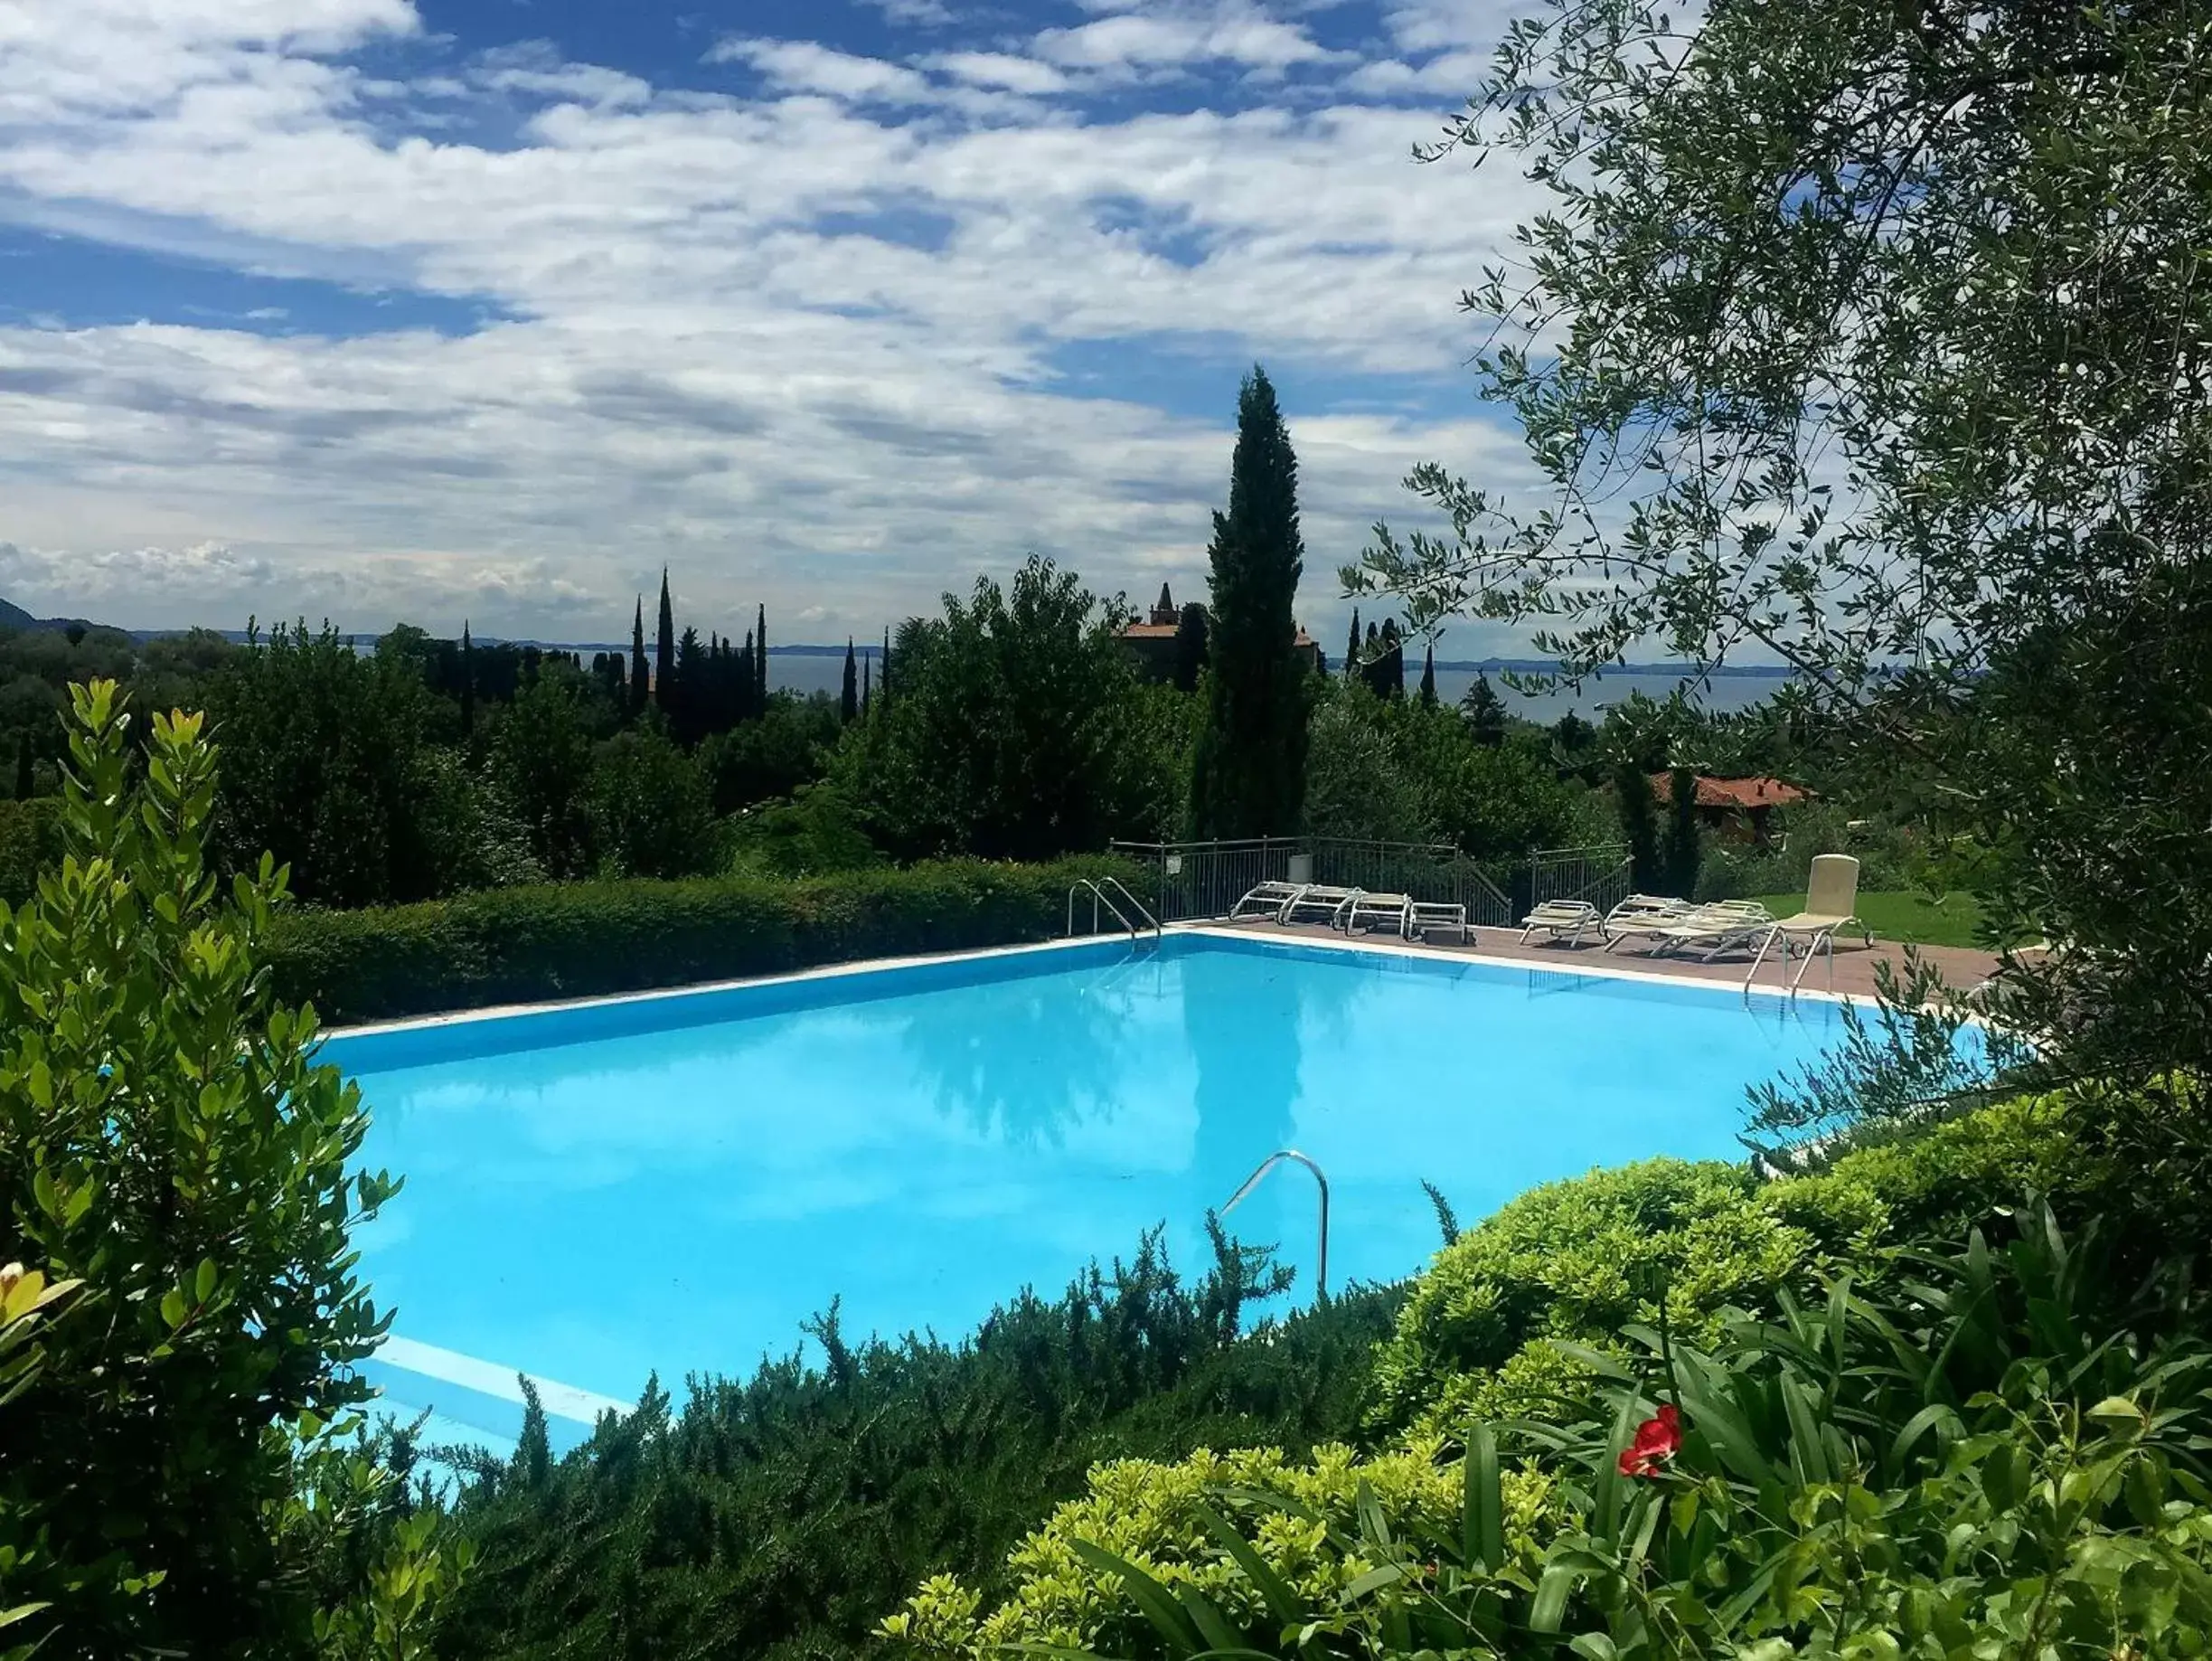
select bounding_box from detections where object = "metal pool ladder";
[1222,1148,1330,1301]
[1068,877,1162,944]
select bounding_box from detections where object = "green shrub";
[265,854,1149,1024]
[0,795,59,905]
[1368,1093,2088,1443]
[0,683,464,1654]
[899,1208,2212,1661]
[433,1231,1405,1661]
[1366,1159,1812,1437]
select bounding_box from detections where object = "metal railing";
[1524,842,1634,919]
[1067,877,1161,943]
[1221,1149,1330,1302]
[1110,836,1533,930]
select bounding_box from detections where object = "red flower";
[1618,1403,1681,1477]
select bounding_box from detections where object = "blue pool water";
[327,931,1850,1452]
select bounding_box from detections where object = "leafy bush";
[1694,801,1914,901]
[0,682,464,1654]
[1369,1094,2086,1441]
[433,1231,1405,1661]
[900,1208,2212,1661]
[263,854,1151,1024]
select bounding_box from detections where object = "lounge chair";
[1231,880,1310,922]
[1341,892,1416,939]
[1628,900,1776,960]
[1409,901,1470,943]
[1281,884,1365,929]
[1519,899,1602,946]
[1599,893,1696,951]
[1745,854,1866,992]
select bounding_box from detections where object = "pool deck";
[1206,916,2002,1002]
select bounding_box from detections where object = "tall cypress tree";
[880,628,892,703]
[1378,619,1406,700]
[755,604,769,712]
[861,654,872,716]
[655,569,675,714]
[1190,365,1310,838]
[674,626,703,743]
[841,637,859,723]
[1417,639,1436,707]
[739,630,757,722]
[459,619,475,736]
[1343,608,1360,679]
[629,596,649,719]
[1664,764,1702,898]
[1616,760,1662,892]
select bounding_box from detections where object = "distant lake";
[762,653,1789,722]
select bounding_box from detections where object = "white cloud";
[926,51,1070,96]
[705,38,937,105]
[0,0,1551,641]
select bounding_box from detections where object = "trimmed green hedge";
[0,796,61,906]
[265,854,1150,1024]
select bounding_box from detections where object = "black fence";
[1106,837,1633,933]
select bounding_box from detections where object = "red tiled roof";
[1650,773,1812,809]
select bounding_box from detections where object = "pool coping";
[324,918,1873,1043]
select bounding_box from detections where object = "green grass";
[1753,889,1987,949]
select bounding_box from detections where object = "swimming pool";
[327,930,1852,1453]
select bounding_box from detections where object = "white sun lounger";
[1409,901,1469,943]
[1342,892,1416,939]
[1519,899,1603,946]
[1281,884,1366,929]
[1634,900,1777,960]
[1599,893,1695,948]
[1231,880,1311,922]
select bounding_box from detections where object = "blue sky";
[0,0,1545,646]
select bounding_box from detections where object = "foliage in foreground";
[1365,1095,2085,1443]
[896,1205,2212,1661]
[0,683,462,1656]
[433,1228,1405,1661]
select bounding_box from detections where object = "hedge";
[264,854,1151,1024]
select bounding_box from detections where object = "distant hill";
[0,598,37,631]
[0,597,115,637]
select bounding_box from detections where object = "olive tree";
[1349,0,2212,1081]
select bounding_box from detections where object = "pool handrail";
[1221,1148,1330,1300]
[1068,877,1162,943]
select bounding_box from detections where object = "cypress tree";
[1378,619,1405,699]
[739,630,757,722]
[1363,621,1384,695]
[755,604,769,712]
[674,626,704,743]
[1190,364,1310,838]
[459,620,475,736]
[14,731,32,799]
[1343,608,1360,679]
[1171,602,1210,694]
[861,654,872,716]
[1417,639,1436,707]
[655,569,675,714]
[880,628,892,703]
[841,637,859,723]
[1616,760,1662,892]
[1664,764,1702,898]
[629,597,649,719]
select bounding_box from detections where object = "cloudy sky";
[0,0,1545,647]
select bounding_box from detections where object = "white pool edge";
[325,917,1878,1043]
